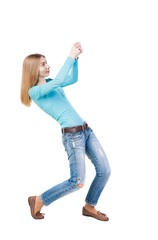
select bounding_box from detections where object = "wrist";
[69,54,76,59]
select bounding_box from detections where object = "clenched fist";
[69,42,83,59]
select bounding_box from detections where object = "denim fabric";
[40,127,111,206]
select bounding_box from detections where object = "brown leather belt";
[61,122,89,134]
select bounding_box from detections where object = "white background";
[0,0,158,239]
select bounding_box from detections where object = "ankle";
[84,204,94,210]
[36,196,44,209]
[84,204,98,214]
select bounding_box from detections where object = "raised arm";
[56,42,83,87]
[29,42,83,100]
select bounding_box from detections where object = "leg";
[85,128,111,205]
[28,131,86,219]
[83,128,111,220]
[40,132,86,205]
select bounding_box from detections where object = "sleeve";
[29,57,78,100]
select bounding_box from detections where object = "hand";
[74,42,83,53]
[69,42,83,59]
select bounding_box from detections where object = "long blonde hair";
[20,53,45,106]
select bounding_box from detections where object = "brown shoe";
[82,207,109,221]
[28,196,44,219]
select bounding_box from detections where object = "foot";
[34,196,44,214]
[82,205,109,221]
[28,196,44,219]
[83,204,98,215]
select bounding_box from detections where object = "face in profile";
[38,56,50,78]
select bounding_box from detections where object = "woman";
[20,42,111,221]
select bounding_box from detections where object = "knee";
[77,183,84,188]
[99,167,111,180]
[69,177,85,189]
[105,167,111,180]
[77,178,84,188]
[107,167,111,178]
[103,161,111,178]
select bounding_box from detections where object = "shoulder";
[28,86,36,97]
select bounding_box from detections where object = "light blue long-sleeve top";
[28,57,84,128]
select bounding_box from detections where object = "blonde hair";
[20,53,45,106]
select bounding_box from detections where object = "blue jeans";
[40,127,111,206]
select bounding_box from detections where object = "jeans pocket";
[62,132,83,150]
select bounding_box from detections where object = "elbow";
[73,72,78,83]
[71,78,78,85]
[74,77,78,83]
[69,76,78,85]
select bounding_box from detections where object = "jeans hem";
[85,200,97,206]
[40,195,48,206]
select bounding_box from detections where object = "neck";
[37,78,46,86]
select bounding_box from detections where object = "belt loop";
[82,122,87,131]
[82,122,85,131]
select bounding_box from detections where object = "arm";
[29,57,76,99]
[29,42,82,100]
[60,58,78,87]
[60,41,82,87]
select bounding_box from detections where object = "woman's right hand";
[69,42,83,59]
